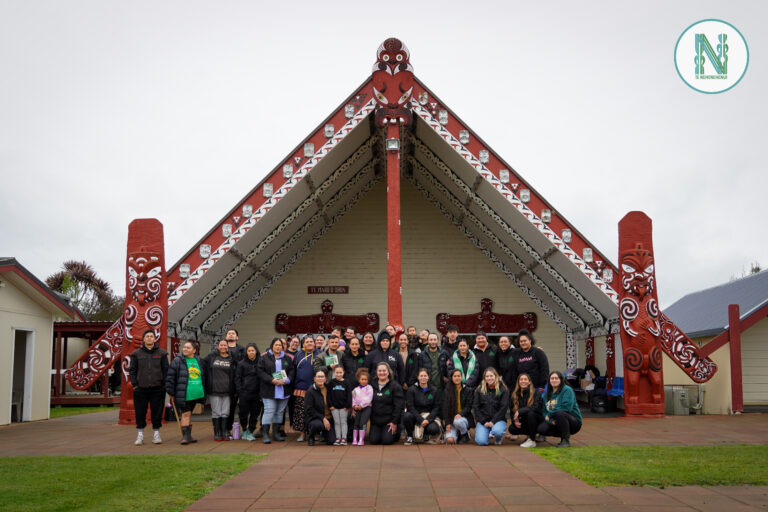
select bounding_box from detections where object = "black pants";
[239,397,262,432]
[134,386,164,430]
[537,410,582,438]
[226,393,238,431]
[369,422,400,445]
[403,411,440,437]
[509,409,543,439]
[307,418,335,445]
[352,407,371,430]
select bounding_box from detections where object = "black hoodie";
[370,379,405,426]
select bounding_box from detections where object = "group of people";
[129,323,582,448]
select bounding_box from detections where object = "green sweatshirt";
[542,385,582,423]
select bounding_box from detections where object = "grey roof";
[664,269,768,338]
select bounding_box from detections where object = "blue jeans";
[474,420,507,445]
[262,398,289,426]
[445,416,469,442]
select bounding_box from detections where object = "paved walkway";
[1,411,767,511]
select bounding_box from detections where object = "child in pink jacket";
[351,368,373,445]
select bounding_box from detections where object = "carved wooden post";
[618,212,664,416]
[118,219,168,425]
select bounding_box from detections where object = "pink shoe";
[352,430,359,445]
[358,430,366,446]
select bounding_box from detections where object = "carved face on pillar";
[621,243,655,298]
[127,253,163,306]
[372,37,414,126]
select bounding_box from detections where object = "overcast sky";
[1,1,765,310]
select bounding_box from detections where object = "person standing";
[472,368,509,446]
[509,329,549,391]
[130,330,169,445]
[204,339,236,441]
[447,339,480,389]
[165,340,205,445]
[292,336,318,442]
[472,332,497,375]
[442,325,460,354]
[351,368,373,445]
[396,332,418,391]
[313,334,343,377]
[495,336,516,391]
[328,366,352,445]
[257,338,295,444]
[235,343,261,441]
[224,329,246,438]
[418,333,448,391]
[365,334,403,383]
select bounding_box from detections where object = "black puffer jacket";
[235,353,261,399]
[165,355,205,407]
[473,386,509,425]
[370,379,405,426]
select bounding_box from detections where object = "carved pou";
[618,212,664,416]
[119,219,168,425]
[372,37,414,126]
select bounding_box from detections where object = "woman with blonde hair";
[368,362,404,445]
[508,373,543,448]
[472,367,509,445]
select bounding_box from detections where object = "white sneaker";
[520,438,536,448]
[134,431,144,446]
[152,430,162,444]
[404,436,414,445]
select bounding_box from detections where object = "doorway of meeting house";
[11,328,34,422]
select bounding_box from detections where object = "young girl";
[329,365,352,445]
[351,368,373,445]
[538,371,582,447]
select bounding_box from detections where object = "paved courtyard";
[1,411,767,511]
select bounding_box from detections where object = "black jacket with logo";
[370,379,405,426]
[129,344,169,389]
[473,386,509,425]
[405,385,441,422]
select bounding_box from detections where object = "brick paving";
[1,410,767,511]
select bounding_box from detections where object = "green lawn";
[537,445,768,487]
[50,406,115,419]
[0,454,261,512]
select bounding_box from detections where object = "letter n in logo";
[695,33,728,79]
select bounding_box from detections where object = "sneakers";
[296,434,306,442]
[340,439,348,446]
[404,436,414,445]
[493,436,503,446]
[134,430,144,446]
[333,439,341,446]
[520,438,537,448]
[152,430,162,444]
[457,433,470,444]
[557,437,571,448]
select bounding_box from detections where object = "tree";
[46,260,124,321]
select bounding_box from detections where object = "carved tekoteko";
[372,37,414,127]
[119,219,168,425]
[436,298,537,339]
[275,300,379,336]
